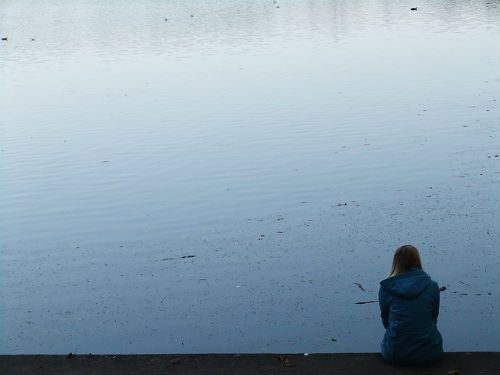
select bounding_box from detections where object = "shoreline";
[1,352,499,374]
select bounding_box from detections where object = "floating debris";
[353,282,365,291]
[459,280,471,286]
[355,300,378,305]
[411,7,418,11]
[161,255,196,261]
[1,37,7,41]
[439,286,447,292]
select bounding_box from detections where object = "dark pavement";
[1,352,499,375]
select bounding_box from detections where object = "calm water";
[1,0,499,354]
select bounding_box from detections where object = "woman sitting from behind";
[379,245,443,365]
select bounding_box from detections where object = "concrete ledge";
[1,352,499,374]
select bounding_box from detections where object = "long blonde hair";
[390,244,423,277]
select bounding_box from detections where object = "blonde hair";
[390,244,423,277]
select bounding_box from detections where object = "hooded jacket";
[379,268,443,365]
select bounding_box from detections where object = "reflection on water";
[1,0,499,354]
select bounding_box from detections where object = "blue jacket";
[379,268,443,365]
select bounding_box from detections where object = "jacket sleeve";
[432,282,440,323]
[378,287,389,329]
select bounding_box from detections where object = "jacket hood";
[380,268,431,299]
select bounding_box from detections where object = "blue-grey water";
[1,0,499,354]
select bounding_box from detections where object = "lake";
[0,0,499,354]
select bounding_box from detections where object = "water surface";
[1,0,499,354]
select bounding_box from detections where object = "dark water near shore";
[1,0,499,354]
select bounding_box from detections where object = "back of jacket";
[379,268,443,365]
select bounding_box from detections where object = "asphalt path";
[1,352,499,374]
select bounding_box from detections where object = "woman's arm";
[379,287,389,329]
[432,282,440,323]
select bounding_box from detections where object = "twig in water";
[353,282,365,291]
[355,300,378,305]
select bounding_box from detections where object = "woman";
[379,245,443,365]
